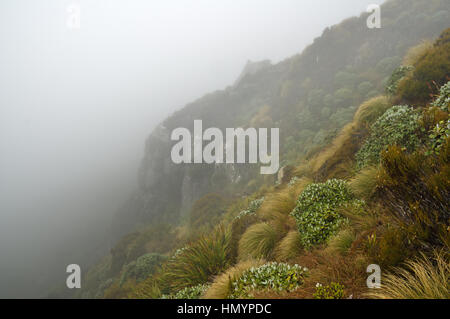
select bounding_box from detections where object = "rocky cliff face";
[112,122,261,236]
[112,60,284,236]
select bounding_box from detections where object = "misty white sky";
[0,0,384,297]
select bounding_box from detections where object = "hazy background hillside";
[0,0,388,298]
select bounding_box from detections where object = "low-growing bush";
[120,253,167,286]
[290,179,353,248]
[431,81,450,111]
[313,282,345,299]
[161,284,210,299]
[419,106,448,133]
[385,66,413,96]
[356,105,421,168]
[376,143,450,250]
[229,262,308,299]
[426,119,450,156]
[233,197,265,221]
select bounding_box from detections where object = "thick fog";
[0,0,384,298]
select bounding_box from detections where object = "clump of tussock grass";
[258,188,297,220]
[292,163,313,179]
[274,231,303,261]
[338,202,381,234]
[203,259,265,299]
[258,177,311,224]
[160,225,231,292]
[366,251,450,299]
[311,122,355,174]
[402,40,433,66]
[353,96,390,130]
[238,222,280,260]
[349,165,380,200]
[128,278,162,299]
[326,228,356,255]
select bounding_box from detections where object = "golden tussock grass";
[339,204,381,234]
[203,259,265,299]
[306,95,390,181]
[238,222,280,260]
[292,162,313,179]
[311,123,355,174]
[326,228,356,255]
[349,165,380,200]
[353,96,390,130]
[402,40,433,66]
[366,250,450,299]
[274,230,303,261]
[258,177,311,222]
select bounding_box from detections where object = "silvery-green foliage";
[290,179,353,248]
[432,81,450,111]
[356,105,421,168]
[229,262,308,298]
[234,197,265,220]
[161,284,210,299]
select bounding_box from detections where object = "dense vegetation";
[61,0,450,300]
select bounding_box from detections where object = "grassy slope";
[71,1,450,299]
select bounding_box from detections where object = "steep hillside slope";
[70,0,449,299]
[113,0,449,238]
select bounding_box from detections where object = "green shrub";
[120,253,167,285]
[426,119,450,155]
[233,197,264,221]
[290,179,353,248]
[432,81,450,111]
[386,66,413,95]
[229,262,308,298]
[356,105,421,168]
[161,284,210,299]
[313,282,345,299]
[377,144,450,249]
